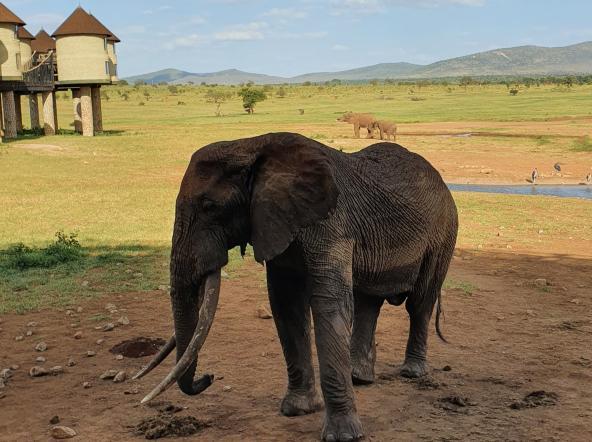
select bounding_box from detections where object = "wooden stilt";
[2,91,18,139]
[29,94,40,130]
[14,94,22,133]
[91,87,103,132]
[72,89,82,134]
[0,93,4,140]
[52,91,58,132]
[80,87,94,137]
[42,91,56,135]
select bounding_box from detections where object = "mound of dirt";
[436,395,476,413]
[510,391,559,410]
[133,415,208,440]
[110,338,166,358]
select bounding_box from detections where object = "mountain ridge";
[125,41,592,85]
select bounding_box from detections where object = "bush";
[2,232,82,270]
[238,87,267,114]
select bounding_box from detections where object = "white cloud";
[279,31,329,39]
[332,44,349,51]
[263,8,308,19]
[123,25,147,35]
[331,0,485,14]
[214,22,268,41]
[163,34,206,50]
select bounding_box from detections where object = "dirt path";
[1,248,591,441]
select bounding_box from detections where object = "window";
[105,61,110,75]
[16,53,21,70]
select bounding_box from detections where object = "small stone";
[570,299,581,305]
[538,229,544,234]
[124,387,139,395]
[496,315,505,321]
[0,369,12,380]
[81,280,89,287]
[67,358,76,367]
[124,269,133,274]
[158,285,168,291]
[70,323,79,328]
[113,371,126,383]
[0,378,5,389]
[257,305,273,320]
[36,356,46,363]
[29,366,49,377]
[51,366,64,375]
[86,351,96,357]
[221,270,230,279]
[76,307,83,313]
[74,331,83,340]
[9,365,19,371]
[26,330,33,337]
[35,342,48,352]
[223,385,232,392]
[100,369,119,380]
[506,245,512,249]
[49,415,60,424]
[105,303,117,311]
[102,323,115,332]
[534,278,548,288]
[65,310,74,316]
[133,272,143,278]
[15,335,24,342]
[0,391,5,399]
[442,365,452,372]
[96,339,105,345]
[83,382,91,389]
[94,326,102,331]
[51,426,77,439]
[526,309,536,317]
[27,321,37,327]
[117,316,130,326]
[115,354,124,361]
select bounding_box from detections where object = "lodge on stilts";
[0,3,120,141]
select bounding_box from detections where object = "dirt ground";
[1,244,591,441]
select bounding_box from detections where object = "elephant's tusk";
[132,335,176,380]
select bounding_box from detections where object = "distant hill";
[125,41,592,85]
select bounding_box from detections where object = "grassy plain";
[1,83,591,313]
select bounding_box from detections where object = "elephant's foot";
[281,389,323,417]
[322,412,363,442]
[351,360,375,385]
[399,358,428,378]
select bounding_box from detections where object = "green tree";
[168,85,179,95]
[238,87,267,114]
[276,86,287,98]
[205,89,233,116]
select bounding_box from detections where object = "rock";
[442,365,452,372]
[65,310,74,316]
[0,369,12,380]
[49,415,60,424]
[51,426,77,439]
[257,306,273,320]
[0,391,5,399]
[96,339,105,345]
[10,365,19,371]
[51,366,64,375]
[125,269,132,274]
[83,382,91,389]
[100,369,119,380]
[102,323,115,332]
[0,378,6,389]
[158,285,169,291]
[221,270,230,279]
[36,356,46,363]
[76,307,83,313]
[113,371,127,383]
[73,331,83,340]
[133,272,143,278]
[105,303,117,311]
[67,358,76,367]
[29,366,49,377]
[81,280,89,287]
[35,342,48,352]
[570,299,581,305]
[124,387,139,395]
[534,278,548,288]
[86,351,96,358]
[26,330,33,337]
[117,316,130,326]
[27,321,37,327]
[223,385,232,392]
[526,309,536,317]
[15,335,24,342]
[480,168,493,174]
[115,354,124,361]
[496,315,505,321]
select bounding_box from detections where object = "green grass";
[1,83,591,313]
[444,278,478,296]
[572,135,592,152]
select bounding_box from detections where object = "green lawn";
[1,83,591,313]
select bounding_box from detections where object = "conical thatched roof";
[52,7,111,38]
[0,2,25,25]
[17,26,35,41]
[89,13,120,43]
[31,30,56,53]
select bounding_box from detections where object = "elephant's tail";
[435,290,447,343]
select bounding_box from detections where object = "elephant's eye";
[202,198,216,211]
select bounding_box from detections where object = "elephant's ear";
[250,142,338,263]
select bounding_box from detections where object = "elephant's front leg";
[351,293,383,385]
[309,257,363,441]
[267,263,322,416]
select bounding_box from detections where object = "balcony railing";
[22,51,55,89]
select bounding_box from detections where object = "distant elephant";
[136,133,458,442]
[337,112,377,138]
[372,120,397,141]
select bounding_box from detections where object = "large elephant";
[337,112,377,138]
[136,133,458,442]
[372,120,398,141]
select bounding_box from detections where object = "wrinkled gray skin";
[169,133,458,441]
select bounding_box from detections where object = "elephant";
[136,132,458,442]
[372,120,397,141]
[337,112,377,138]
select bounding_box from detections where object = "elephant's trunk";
[141,270,221,404]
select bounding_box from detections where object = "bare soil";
[1,245,591,441]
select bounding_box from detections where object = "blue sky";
[6,0,592,77]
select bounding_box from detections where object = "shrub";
[238,87,267,114]
[276,86,287,98]
[2,232,82,270]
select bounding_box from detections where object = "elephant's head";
[138,132,339,403]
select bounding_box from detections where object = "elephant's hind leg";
[351,293,384,385]
[400,251,443,379]
[267,263,322,417]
